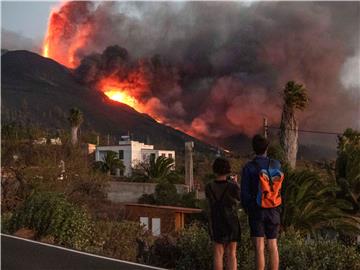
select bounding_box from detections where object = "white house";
[95,136,175,176]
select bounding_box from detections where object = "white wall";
[95,141,175,176]
[95,145,132,176]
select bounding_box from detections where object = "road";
[1,234,167,270]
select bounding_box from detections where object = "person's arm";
[240,165,251,214]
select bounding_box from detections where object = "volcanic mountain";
[1,50,218,153]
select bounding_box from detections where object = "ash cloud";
[65,1,359,144]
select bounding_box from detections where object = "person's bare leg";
[267,239,279,270]
[213,242,224,270]
[225,242,237,270]
[252,237,265,270]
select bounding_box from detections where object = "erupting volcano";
[40,1,360,145]
[42,2,166,126]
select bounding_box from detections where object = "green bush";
[1,212,13,234]
[279,228,360,270]
[175,223,213,270]
[9,191,92,250]
[149,234,180,268]
[92,220,153,262]
[148,218,360,270]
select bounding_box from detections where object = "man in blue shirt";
[241,135,281,270]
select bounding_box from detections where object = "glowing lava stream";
[104,89,138,109]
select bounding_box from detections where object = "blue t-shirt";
[240,156,281,210]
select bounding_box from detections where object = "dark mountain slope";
[1,50,216,153]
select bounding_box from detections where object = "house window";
[161,153,166,157]
[150,153,156,161]
[168,153,173,159]
[140,217,149,230]
[118,150,124,159]
[152,218,161,236]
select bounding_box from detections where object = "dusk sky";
[2,1,59,40]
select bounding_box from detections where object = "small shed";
[125,203,202,236]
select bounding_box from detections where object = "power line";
[268,126,342,136]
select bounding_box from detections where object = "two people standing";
[205,135,283,270]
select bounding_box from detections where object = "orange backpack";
[253,159,284,208]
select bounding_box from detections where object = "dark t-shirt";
[205,180,241,243]
[205,180,241,207]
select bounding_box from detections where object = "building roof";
[125,203,202,214]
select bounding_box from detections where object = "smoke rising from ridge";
[44,1,360,144]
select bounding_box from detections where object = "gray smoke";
[23,2,360,146]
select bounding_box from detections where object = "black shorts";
[248,206,280,239]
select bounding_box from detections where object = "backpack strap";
[208,182,229,203]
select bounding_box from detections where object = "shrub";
[279,228,360,270]
[92,220,154,262]
[8,191,92,250]
[154,181,180,205]
[149,234,180,268]
[175,223,213,270]
[1,212,13,234]
[138,193,156,204]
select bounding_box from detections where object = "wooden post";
[263,117,268,139]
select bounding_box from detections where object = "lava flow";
[97,77,140,110]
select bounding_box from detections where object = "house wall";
[95,145,132,176]
[107,181,189,203]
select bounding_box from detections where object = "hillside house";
[95,136,175,176]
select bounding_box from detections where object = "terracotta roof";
[125,203,202,213]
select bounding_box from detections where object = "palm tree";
[68,108,83,146]
[94,151,125,175]
[137,155,178,182]
[281,169,360,235]
[280,81,309,169]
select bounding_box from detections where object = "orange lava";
[41,2,92,68]
[97,77,142,110]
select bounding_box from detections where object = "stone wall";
[106,181,189,203]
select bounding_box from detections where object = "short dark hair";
[212,157,231,175]
[252,134,269,155]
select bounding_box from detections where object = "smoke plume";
[45,1,360,145]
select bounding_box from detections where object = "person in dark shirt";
[205,157,241,270]
[241,135,281,270]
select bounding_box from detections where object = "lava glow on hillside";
[96,77,140,110]
[41,2,154,119]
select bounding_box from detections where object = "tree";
[94,151,125,176]
[280,81,309,169]
[281,169,360,235]
[335,128,360,215]
[68,108,83,146]
[135,156,179,183]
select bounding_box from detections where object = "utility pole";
[263,117,268,139]
[185,142,194,192]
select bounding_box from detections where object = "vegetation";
[68,107,83,146]
[93,151,125,175]
[281,169,359,235]
[132,155,180,183]
[280,81,309,168]
[7,191,93,250]
[138,180,199,208]
[335,128,360,215]
[2,117,360,269]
